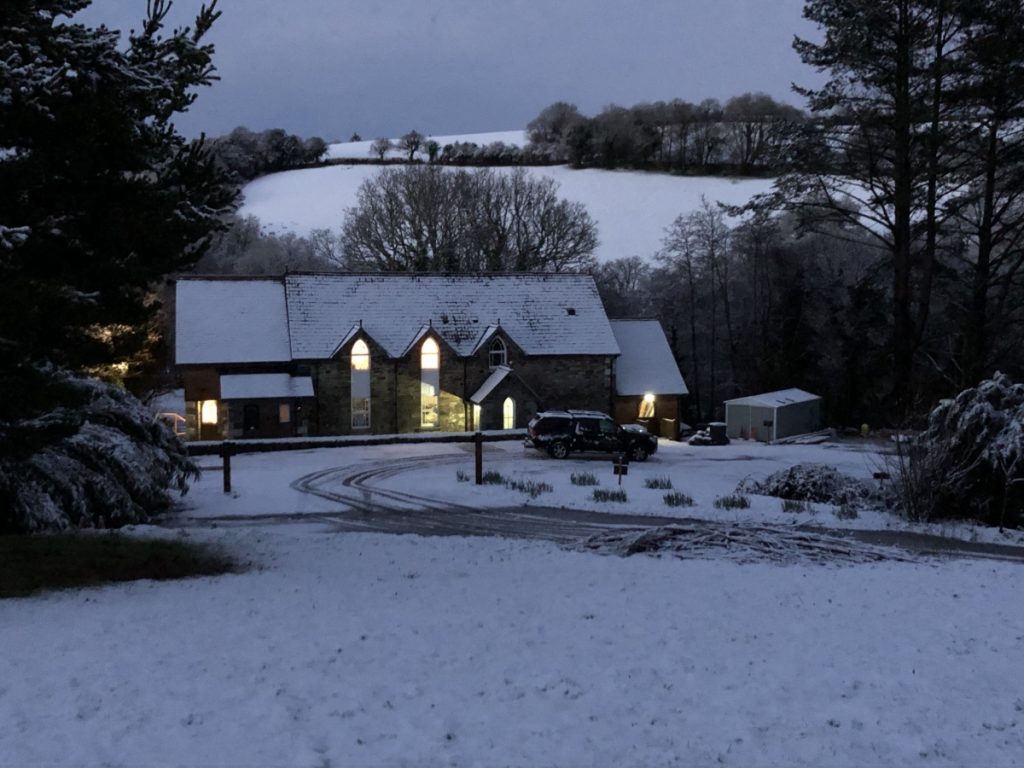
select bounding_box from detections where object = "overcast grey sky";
[79,0,819,141]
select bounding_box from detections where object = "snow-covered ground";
[239,155,772,265]
[4,439,1024,766]
[181,438,1024,546]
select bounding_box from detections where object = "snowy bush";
[739,463,875,507]
[889,373,1024,527]
[0,371,198,533]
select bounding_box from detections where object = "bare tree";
[369,137,392,160]
[399,130,424,161]
[340,167,598,273]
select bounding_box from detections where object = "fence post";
[221,442,232,493]
[474,432,483,485]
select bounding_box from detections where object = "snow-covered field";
[4,439,1024,766]
[240,131,773,265]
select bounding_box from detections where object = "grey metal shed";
[723,388,821,442]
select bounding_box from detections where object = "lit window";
[200,400,218,425]
[489,338,507,368]
[639,393,655,419]
[421,338,440,427]
[502,397,515,430]
[279,403,291,424]
[473,403,481,430]
[351,339,371,428]
[351,339,369,371]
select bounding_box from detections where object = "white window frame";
[489,338,507,369]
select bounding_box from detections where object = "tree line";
[525,94,806,174]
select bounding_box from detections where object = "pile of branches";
[573,522,912,565]
[738,463,877,507]
[0,371,198,533]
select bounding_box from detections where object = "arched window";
[502,397,515,430]
[351,339,371,428]
[489,338,507,368]
[421,337,440,427]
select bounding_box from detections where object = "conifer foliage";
[0,0,236,405]
[0,1,233,531]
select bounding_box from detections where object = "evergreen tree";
[786,0,967,413]
[0,0,236,416]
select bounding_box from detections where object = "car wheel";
[547,441,570,459]
[629,444,649,462]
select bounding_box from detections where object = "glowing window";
[473,403,481,430]
[489,338,507,368]
[351,339,369,371]
[421,338,440,427]
[351,339,371,428]
[502,397,515,430]
[639,393,655,419]
[200,400,218,425]
[279,403,291,424]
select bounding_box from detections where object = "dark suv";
[526,410,658,461]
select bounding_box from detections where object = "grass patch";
[781,498,814,514]
[714,494,751,510]
[663,491,695,508]
[644,476,673,490]
[506,479,553,499]
[481,470,506,485]
[0,533,239,599]
[571,471,599,487]
[456,469,470,482]
[593,488,628,503]
[833,502,860,520]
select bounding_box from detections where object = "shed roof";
[724,388,820,409]
[609,320,688,396]
[220,374,314,400]
[175,279,291,365]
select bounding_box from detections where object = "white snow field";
[240,134,773,265]
[3,440,1023,766]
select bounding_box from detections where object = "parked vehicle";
[525,410,658,461]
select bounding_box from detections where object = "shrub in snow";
[644,476,673,490]
[889,373,1024,527]
[714,494,751,510]
[570,471,599,487]
[739,463,875,507]
[593,488,627,503]
[0,371,198,533]
[663,491,695,508]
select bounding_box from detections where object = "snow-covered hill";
[239,131,774,265]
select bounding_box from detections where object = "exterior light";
[643,393,655,403]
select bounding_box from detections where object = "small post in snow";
[613,453,629,487]
[221,442,233,494]
[474,432,483,485]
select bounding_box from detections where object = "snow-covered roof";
[220,374,314,400]
[469,366,512,404]
[609,320,688,396]
[176,279,291,365]
[724,388,820,409]
[285,273,619,359]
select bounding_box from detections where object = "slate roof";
[285,273,619,359]
[609,320,688,396]
[175,278,291,365]
[724,388,820,409]
[469,365,512,404]
[177,273,620,363]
